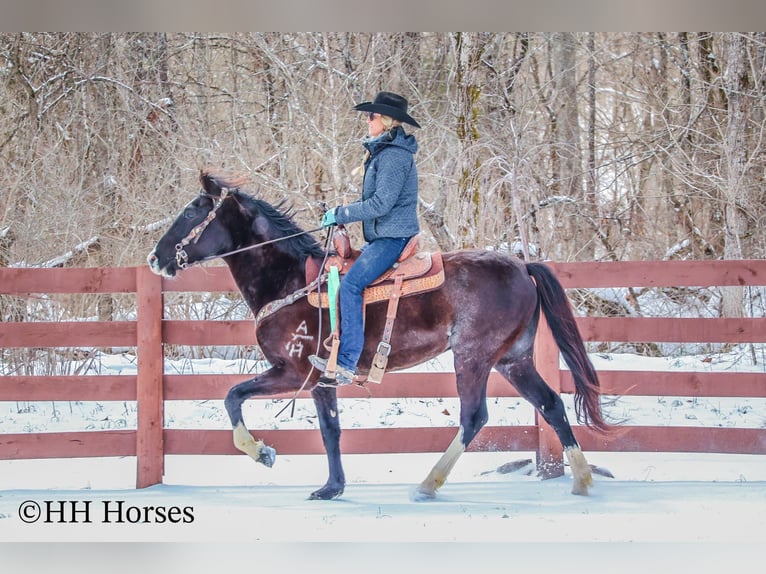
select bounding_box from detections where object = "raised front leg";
[232,421,276,467]
[223,366,301,469]
[308,385,346,500]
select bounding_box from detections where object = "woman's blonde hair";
[380,115,402,131]
[351,115,403,178]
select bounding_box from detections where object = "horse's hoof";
[308,484,344,500]
[571,473,593,496]
[410,486,437,502]
[257,445,277,468]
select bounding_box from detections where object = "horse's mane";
[199,169,325,262]
[234,189,326,262]
[201,170,251,191]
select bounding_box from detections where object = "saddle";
[305,228,445,308]
[305,227,445,383]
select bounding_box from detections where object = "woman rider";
[310,91,421,386]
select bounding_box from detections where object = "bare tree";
[720,33,752,318]
[2,31,766,279]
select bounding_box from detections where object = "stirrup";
[315,363,355,387]
[309,355,328,372]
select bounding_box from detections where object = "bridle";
[174,186,324,270]
[175,187,231,270]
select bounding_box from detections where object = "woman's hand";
[321,209,337,227]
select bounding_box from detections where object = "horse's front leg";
[308,385,345,500]
[224,367,298,468]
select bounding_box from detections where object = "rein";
[273,226,337,419]
[206,226,325,263]
[172,188,335,416]
[174,187,323,270]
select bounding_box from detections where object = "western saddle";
[305,227,445,383]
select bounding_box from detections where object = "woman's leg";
[337,237,409,371]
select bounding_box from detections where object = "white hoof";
[233,423,276,467]
[565,446,593,496]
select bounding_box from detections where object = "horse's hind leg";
[414,427,468,500]
[415,358,491,500]
[495,354,593,495]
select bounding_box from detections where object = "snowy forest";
[0,33,764,315]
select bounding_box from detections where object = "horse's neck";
[225,251,306,313]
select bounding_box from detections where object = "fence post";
[136,266,164,487]
[533,311,564,478]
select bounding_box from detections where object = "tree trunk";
[551,32,585,260]
[453,32,485,248]
[721,33,750,318]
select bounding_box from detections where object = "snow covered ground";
[1,347,765,554]
[1,451,764,572]
[1,346,764,574]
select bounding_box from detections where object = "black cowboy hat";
[353,91,421,128]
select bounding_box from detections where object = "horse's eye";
[183,207,196,219]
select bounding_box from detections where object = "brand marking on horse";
[285,320,313,357]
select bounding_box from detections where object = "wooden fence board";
[533,312,565,477]
[0,375,136,401]
[3,425,760,462]
[565,370,766,398]
[162,320,258,346]
[576,426,766,455]
[0,267,137,294]
[577,317,766,343]
[551,259,766,288]
[0,321,137,348]
[136,267,164,487]
[0,430,136,459]
[163,425,540,456]
[163,371,520,400]
[0,369,743,408]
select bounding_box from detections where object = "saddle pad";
[308,252,445,308]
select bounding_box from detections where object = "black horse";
[148,170,609,500]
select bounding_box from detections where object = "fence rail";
[1,260,765,487]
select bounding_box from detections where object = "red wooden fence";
[1,260,765,488]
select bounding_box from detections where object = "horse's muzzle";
[146,250,174,277]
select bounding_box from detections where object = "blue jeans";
[337,236,410,372]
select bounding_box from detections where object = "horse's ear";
[199,170,218,195]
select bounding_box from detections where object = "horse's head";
[147,171,246,277]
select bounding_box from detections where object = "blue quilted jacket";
[334,127,419,242]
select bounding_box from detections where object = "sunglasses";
[367,112,378,121]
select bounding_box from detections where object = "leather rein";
[174,187,324,270]
[172,188,337,414]
[171,192,356,414]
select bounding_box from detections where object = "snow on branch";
[664,239,690,260]
[9,236,102,269]
[538,195,576,208]
[132,216,174,233]
[40,236,100,268]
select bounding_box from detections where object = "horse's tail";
[526,262,609,433]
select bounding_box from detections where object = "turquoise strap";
[328,266,340,333]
